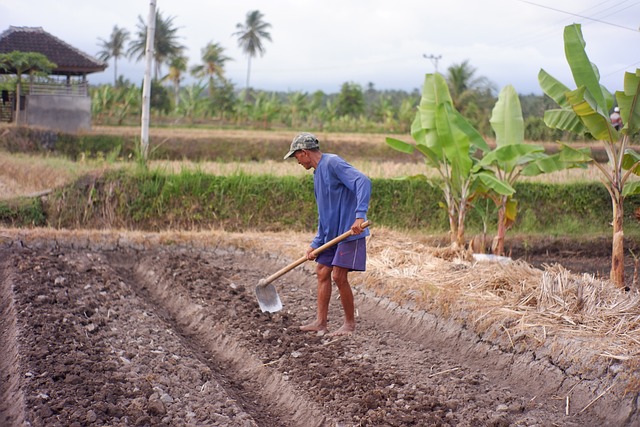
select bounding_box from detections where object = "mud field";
[1,229,638,427]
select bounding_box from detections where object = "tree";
[250,92,281,129]
[128,9,186,80]
[286,91,309,128]
[335,82,365,118]
[233,10,272,90]
[475,84,591,255]
[163,54,188,108]
[539,23,640,288]
[190,42,231,99]
[386,73,509,248]
[96,25,130,86]
[0,51,56,125]
[150,80,171,115]
[177,82,207,123]
[445,60,496,134]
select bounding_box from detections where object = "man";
[611,106,623,131]
[284,132,371,336]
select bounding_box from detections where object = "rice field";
[150,158,610,183]
[0,150,632,200]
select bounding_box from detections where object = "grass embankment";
[3,165,639,243]
[1,126,639,241]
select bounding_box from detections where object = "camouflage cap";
[283,132,319,159]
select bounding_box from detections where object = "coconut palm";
[190,42,231,99]
[128,9,186,80]
[163,54,188,108]
[96,26,130,86]
[446,60,496,134]
[232,10,272,90]
[286,91,309,128]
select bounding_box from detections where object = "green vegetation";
[0,50,56,124]
[3,167,639,240]
[385,76,589,253]
[387,73,496,248]
[87,9,579,139]
[0,197,46,227]
[539,23,640,287]
[233,10,272,91]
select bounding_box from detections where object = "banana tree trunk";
[494,196,508,256]
[611,194,625,287]
[456,201,467,248]
[448,205,457,246]
[444,188,458,246]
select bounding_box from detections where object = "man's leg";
[328,266,355,336]
[300,263,333,333]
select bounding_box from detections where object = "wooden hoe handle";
[261,221,370,286]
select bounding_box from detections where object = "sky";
[2,0,639,96]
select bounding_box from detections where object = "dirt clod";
[0,230,637,426]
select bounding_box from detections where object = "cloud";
[3,0,638,94]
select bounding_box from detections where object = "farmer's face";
[293,150,312,169]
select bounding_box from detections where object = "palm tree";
[96,26,130,86]
[163,54,188,108]
[0,51,55,125]
[232,10,272,90]
[190,42,231,98]
[287,91,309,129]
[128,9,186,80]
[445,60,496,134]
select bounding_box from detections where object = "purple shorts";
[315,238,367,271]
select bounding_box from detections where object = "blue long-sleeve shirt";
[311,153,371,248]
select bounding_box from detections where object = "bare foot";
[328,324,355,336]
[300,321,327,334]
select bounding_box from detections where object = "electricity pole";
[423,54,442,73]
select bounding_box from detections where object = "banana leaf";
[385,137,415,155]
[538,68,572,109]
[622,149,640,174]
[543,109,586,134]
[478,144,545,172]
[563,24,608,111]
[489,85,524,147]
[615,70,640,135]
[566,86,618,142]
[475,172,515,196]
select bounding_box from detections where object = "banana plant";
[538,23,640,288]
[387,73,511,248]
[474,85,592,256]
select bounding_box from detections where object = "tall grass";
[0,150,624,201]
[0,152,120,199]
[148,159,611,183]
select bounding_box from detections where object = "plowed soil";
[1,229,637,427]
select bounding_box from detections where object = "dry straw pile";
[361,227,640,367]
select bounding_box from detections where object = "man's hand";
[351,218,366,235]
[306,246,317,260]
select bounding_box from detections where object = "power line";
[516,0,640,32]
[423,54,442,72]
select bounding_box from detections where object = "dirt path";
[0,230,636,426]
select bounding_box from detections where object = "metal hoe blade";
[253,221,371,313]
[255,280,283,313]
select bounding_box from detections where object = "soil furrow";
[119,249,329,427]
[0,232,636,426]
[0,256,27,427]
[2,245,259,426]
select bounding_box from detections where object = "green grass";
[10,167,633,242]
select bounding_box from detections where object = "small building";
[0,26,107,133]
